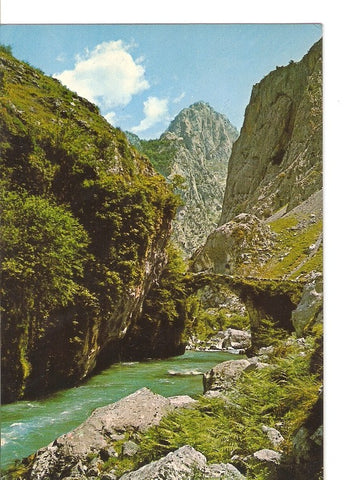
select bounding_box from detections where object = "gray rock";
[119,445,207,479]
[70,459,87,475]
[164,102,239,258]
[192,214,275,275]
[253,449,282,465]
[119,445,245,479]
[27,388,175,479]
[128,102,238,258]
[200,328,251,352]
[203,359,251,393]
[291,273,323,336]
[205,462,246,479]
[219,41,322,224]
[245,360,269,372]
[261,425,285,447]
[203,390,227,399]
[85,387,172,437]
[248,449,282,480]
[168,395,197,409]
[122,441,140,458]
[310,425,323,446]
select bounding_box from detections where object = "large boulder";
[221,328,251,350]
[291,273,323,336]
[25,388,195,480]
[191,213,275,275]
[261,425,285,447]
[203,359,251,393]
[190,328,251,353]
[119,445,245,479]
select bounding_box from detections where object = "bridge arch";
[185,273,305,351]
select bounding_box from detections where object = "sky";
[0,23,322,139]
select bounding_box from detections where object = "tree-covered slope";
[0,47,185,403]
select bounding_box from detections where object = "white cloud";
[104,111,117,125]
[54,40,149,108]
[131,96,169,133]
[173,92,186,103]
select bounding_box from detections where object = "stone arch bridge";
[184,272,305,351]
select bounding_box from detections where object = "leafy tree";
[1,187,90,316]
[0,186,91,400]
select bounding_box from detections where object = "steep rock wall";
[193,40,322,282]
[220,39,322,224]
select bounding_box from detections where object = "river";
[1,350,238,469]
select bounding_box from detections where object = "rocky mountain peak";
[128,102,239,258]
[164,101,238,171]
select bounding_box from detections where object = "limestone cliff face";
[166,101,238,190]
[0,50,183,403]
[127,102,238,257]
[166,102,238,256]
[193,40,322,281]
[220,39,322,224]
[191,213,275,275]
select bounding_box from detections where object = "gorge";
[1,37,323,480]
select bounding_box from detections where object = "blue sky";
[0,24,322,138]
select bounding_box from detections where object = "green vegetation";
[123,243,188,359]
[106,333,322,479]
[137,137,179,177]
[1,187,90,313]
[0,47,181,401]
[185,294,249,342]
[257,215,323,279]
[0,44,13,55]
[126,134,187,196]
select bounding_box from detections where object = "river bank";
[1,350,238,471]
[3,332,322,480]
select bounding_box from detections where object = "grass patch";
[258,215,323,279]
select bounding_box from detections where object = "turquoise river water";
[1,350,238,469]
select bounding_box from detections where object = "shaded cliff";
[0,48,185,403]
[127,102,238,257]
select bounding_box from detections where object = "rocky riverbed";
[3,332,322,480]
[186,328,251,354]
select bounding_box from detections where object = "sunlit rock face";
[193,40,322,281]
[127,101,239,258]
[220,40,322,224]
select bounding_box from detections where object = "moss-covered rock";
[0,48,183,403]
